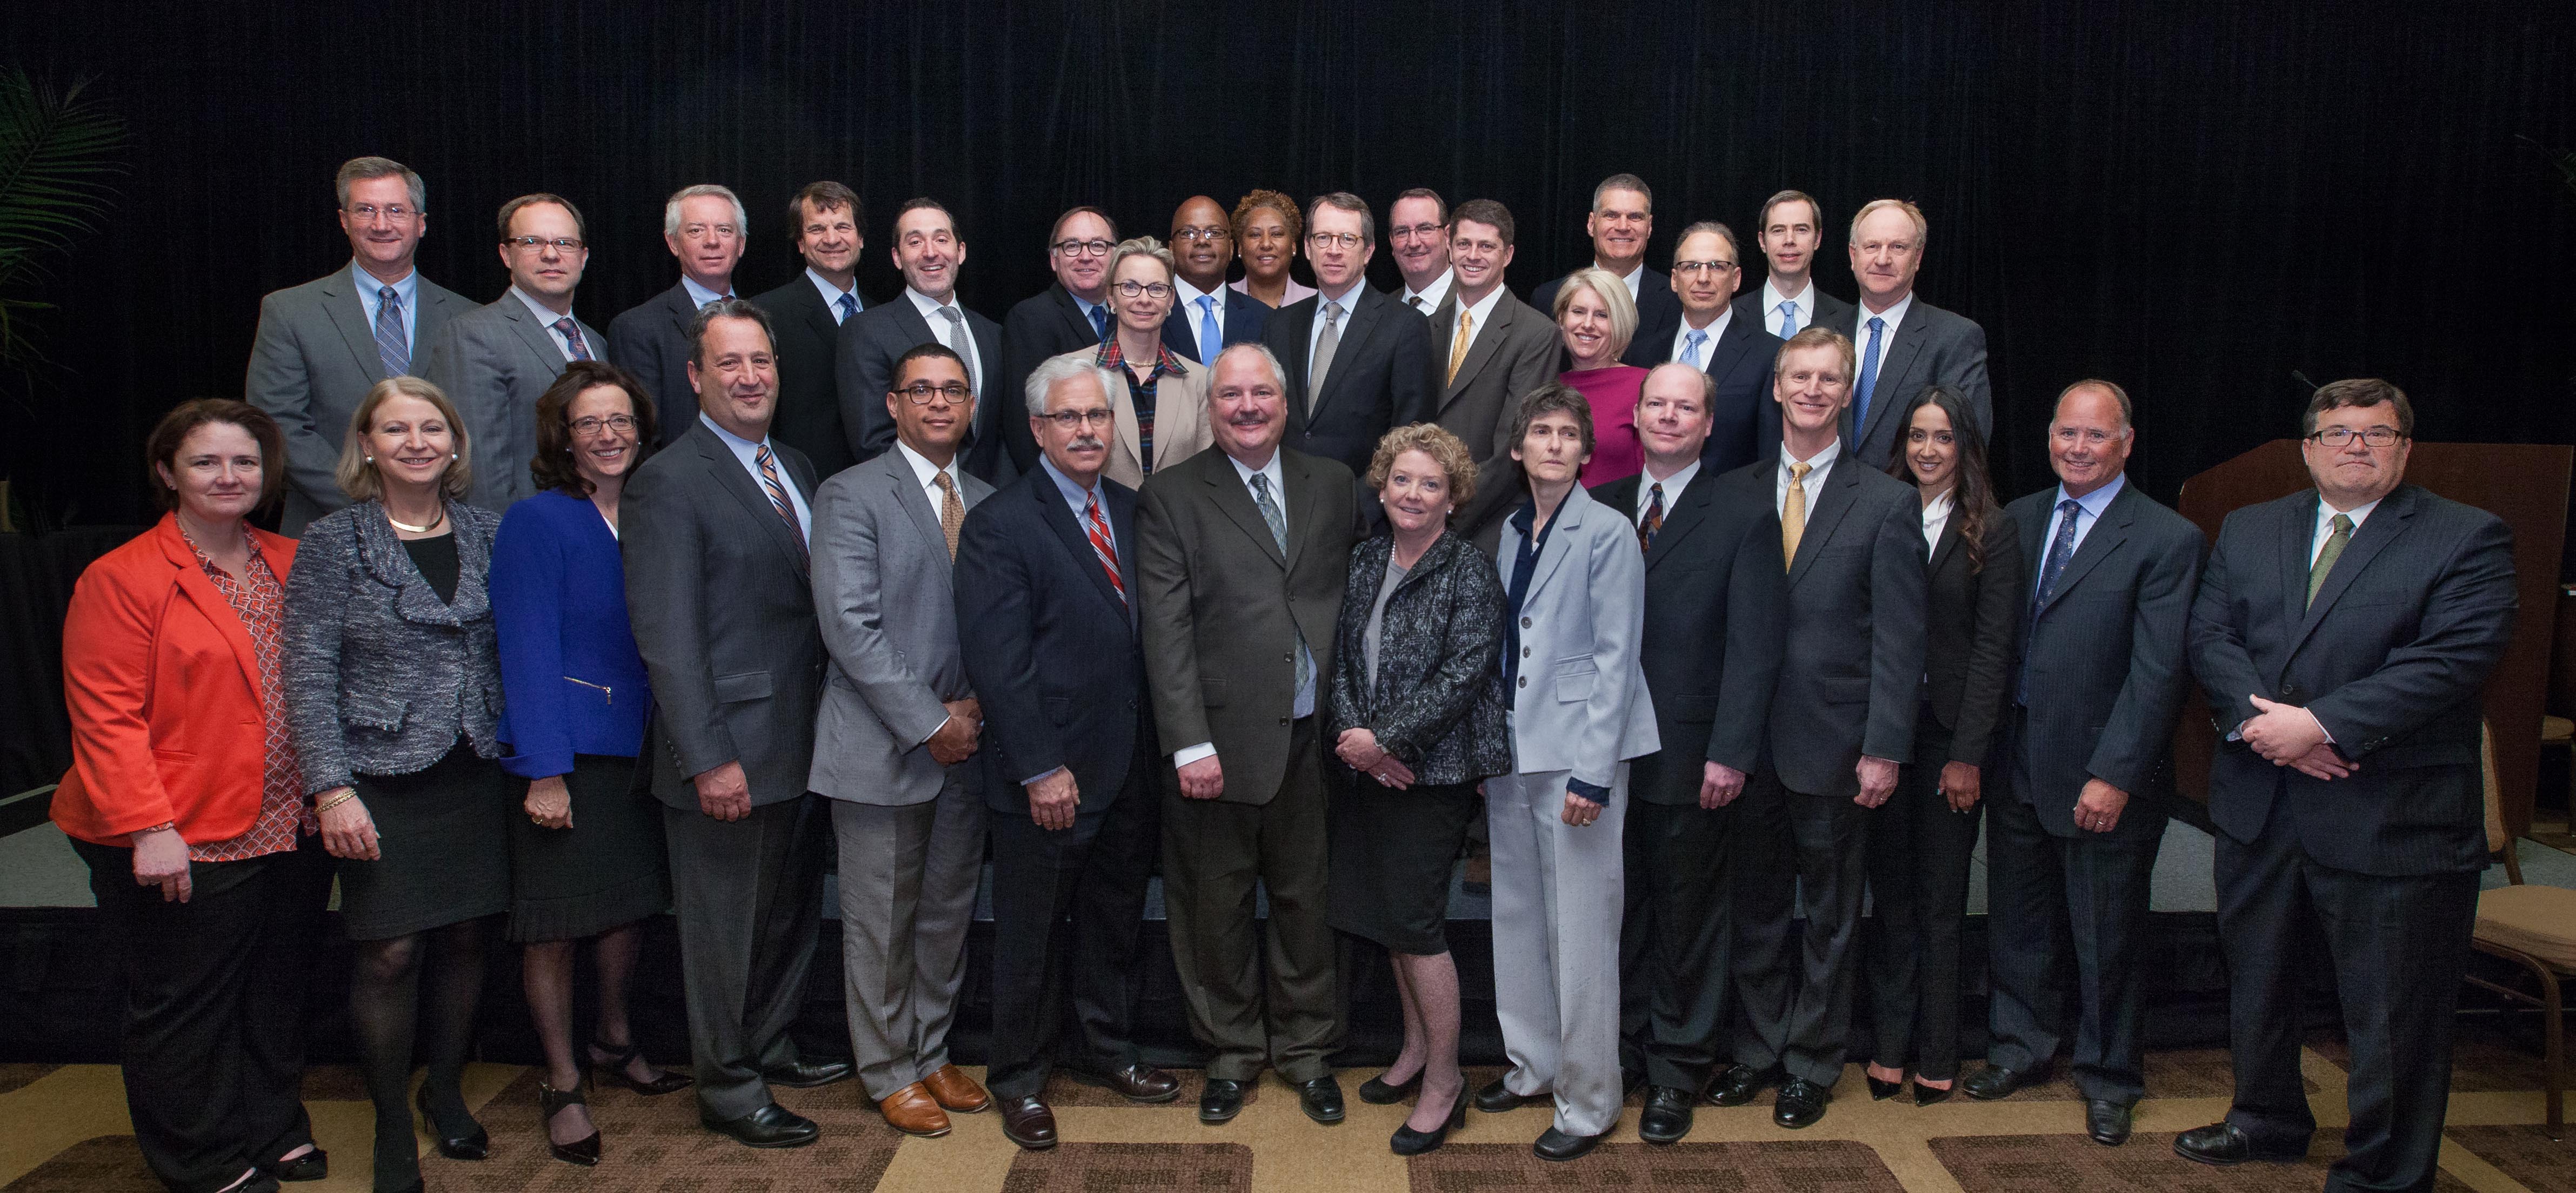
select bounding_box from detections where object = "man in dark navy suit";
[750,182,867,479]
[1648,221,1781,475]
[1531,174,1681,367]
[1163,194,1270,367]
[999,206,1120,473]
[1259,192,1436,477]
[612,184,750,444]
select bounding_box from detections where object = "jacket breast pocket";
[1554,659,1597,703]
[713,671,773,704]
[340,688,410,732]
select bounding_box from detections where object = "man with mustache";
[999,206,1120,473]
[1161,195,1270,367]
[1389,189,1454,316]
[421,192,610,514]
[1730,190,1853,341]
[1137,343,1365,1129]
[1824,199,1992,470]
[1531,175,1682,368]
[611,185,751,445]
[839,199,1012,482]
[750,182,868,480]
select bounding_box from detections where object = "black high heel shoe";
[591,1038,696,1096]
[1867,1074,1906,1100]
[1390,1093,1468,1156]
[413,1084,489,1161]
[1913,1080,1956,1107]
[539,1078,602,1167]
[259,1146,326,1182]
[1358,1069,1424,1105]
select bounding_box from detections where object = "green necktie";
[2307,513,2353,607]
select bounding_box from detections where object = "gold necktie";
[1447,308,1474,386]
[1780,461,1812,571]
[932,472,964,561]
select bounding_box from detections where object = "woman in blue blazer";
[490,363,689,1167]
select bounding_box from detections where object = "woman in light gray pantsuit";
[1470,383,1657,1162]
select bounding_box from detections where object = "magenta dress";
[1561,365,1649,483]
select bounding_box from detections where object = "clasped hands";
[1336,728,1416,789]
[2239,694,2355,781]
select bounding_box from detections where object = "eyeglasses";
[895,383,973,406]
[1052,238,1115,257]
[346,203,417,222]
[2308,426,2405,448]
[1039,408,1115,429]
[1390,222,1446,242]
[1307,231,1366,250]
[1115,280,1172,299]
[569,414,638,435]
[1672,259,1739,276]
[1173,225,1232,244]
[505,235,585,252]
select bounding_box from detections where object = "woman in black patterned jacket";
[1325,423,1511,1157]
[282,376,509,1193]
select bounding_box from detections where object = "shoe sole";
[1199,1105,1242,1125]
[886,1122,952,1138]
[1639,1128,1687,1145]
[932,1097,992,1114]
[1002,1128,1058,1150]
[711,1130,822,1149]
[1303,1105,1346,1124]
[766,1073,852,1089]
[1533,1143,1599,1162]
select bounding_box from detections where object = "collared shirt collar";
[2053,470,2125,524]
[2313,493,2383,561]
[806,267,860,320]
[1612,261,1646,299]
[1784,435,1843,475]
[1225,448,1286,504]
[1066,286,1108,328]
[1856,290,1915,339]
[1317,278,1366,311]
[1402,269,1454,313]
[1457,282,1507,332]
[351,259,419,305]
[680,275,732,309]
[891,439,961,498]
[1637,458,1700,522]
[699,410,771,456]
[1038,453,1103,520]
[1096,333,1186,379]
[906,286,961,319]
[1675,304,1733,361]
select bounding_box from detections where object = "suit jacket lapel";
[155,522,269,700]
[1854,314,1928,448]
[1035,475,1131,619]
[1205,457,1286,568]
[1643,471,1712,570]
[659,283,698,341]
[1704,314,1758,381]
[2290,486,2415,652]
[800,284,840,347]
[2037,484,2134,615]
[1440,296,1513,408]
[499,298,568,374]
[322,271,390,384]
[883,453,952,572]
[1312,290,1381,421]
[1525,485,1588,602]
[2279,490,2319,644]
[697,427,807,573]
[1787,464,1864,588]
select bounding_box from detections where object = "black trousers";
[1617,795,1735,1093]
[985,748,1163,1101]
[1861,723,1983,1082]
[663,794,829,1120]
[2217,810,2479,1193]
[74,838,333,1193]
[1983,774,2164,1104]
[1729,768,1868,1087]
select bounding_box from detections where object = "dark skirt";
[1328,776,1479,955]
[506,753,673,942]
[339,743,513,940]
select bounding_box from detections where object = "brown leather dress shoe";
[877,1082,953,1137]
[1067,1064,1183,1104]
[998,1095,1057,1150]
[922,1064,991,1113]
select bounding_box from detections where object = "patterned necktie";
[2308,513,2354,607]
[936,306,981,396]
[1084,493,1126,606]
[2018,498,2084,703]
[932,472,964,561]
[1197,296,1222,363]
[373,286,410,377]
[1854,315,1886,439]
[552,317,593,361]
[1776,300,1798,340]
[1309,301,1343,412]
[1639,482,1665,553]
[1447,308,1474,386]
[754,444,807,563]
[1780,461,1812,572]
[1248,473,1311,695]
[1680,328,1707,370]
[1089,303,1110,342]
[837,293,857,324]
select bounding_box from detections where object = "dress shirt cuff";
[1021,765,1066,788]
[2302,706,2334,744]
[921,714,952,749]
[1566,776,1611,802]
[1173,742,1218,767]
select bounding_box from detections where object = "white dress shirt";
[1307,279,1367,374]
[1670,306,1734,370]
[1172,449,1310,766]
[1609,262,1646,301]
[1449,283,1509,366]
[680,275,733,308]
[1633,458,1702,527]
[1774,438,1843,524]
[698,411,811,539]
[807,267,863,323]
[2032,472,2127,599]
[1401,269,1454,316]
[2312,495,2381,565]
[906,286,987,385]
[350,260,420,358]
[1761,278,1818,338]
[509,286,588,361]
[1176,277,1226,362]
[892,439,965,514]
[1921,488,1954,555]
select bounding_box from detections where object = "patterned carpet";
[0,1028,2562,1192]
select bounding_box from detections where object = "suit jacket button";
[1522,647,1531,658]
[1521,616,1533,628]
[1279,716,1290,726]
[1518,676,1528,688]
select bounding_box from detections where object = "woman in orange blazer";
[52,400,337,1193]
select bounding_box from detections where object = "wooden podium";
[2171,442,2571,838]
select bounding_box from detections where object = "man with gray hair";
[1823,198,1991,470]
[247,156,469,533]
[613,184,751,445]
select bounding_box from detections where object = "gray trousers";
[830,772,987,1101]
[1488,766,1629,1137]
[664,795,826,1121]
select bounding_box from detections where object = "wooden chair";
[2467,721,2572,1138]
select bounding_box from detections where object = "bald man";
[1163,195,1270,367]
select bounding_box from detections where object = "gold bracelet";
[316,790,356,814]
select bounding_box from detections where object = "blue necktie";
[373,286,409,377]
[2018,498,2083,703]
[1854,316,1885,440]
[1680,329,1707,370]
[836,293,857,324]
[1089,303,1110,341]
[1196,296,1222,363]
[1776,300,1797,340]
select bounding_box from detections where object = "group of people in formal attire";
[51,155,2515,1193]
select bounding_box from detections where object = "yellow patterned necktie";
[1780,461,1812,572]
[1447,309,1473,385]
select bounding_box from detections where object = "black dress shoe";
[1961,1063,2046,1101]
[260,1147,326,1182]
[1772,1078,1829,1129]
[1389,1095,1466,1156]
[1913,1081,1955,1107]
[1473,1076,1542,1113]
[998,1095,1058,1150]
[701,1102,820,1148]
[413,1085,488,1161]
[1068,1064,1183,1104]
[1297,1075,1345,1124]
[763,1058,854,1088]
[1358,1069,1423,1104]
[2174,1121,2307,1166]
[1867,1075,1905,1101]
[1532,1125,1603,1162]
[1707,1064,1783,1107]
[2085,1098,2134,1146]
[1199,1078,1248,1124]
[1638,1086,1694,1144]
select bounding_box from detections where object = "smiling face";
[1112,252,1173,334]
[1586,187,1652,272]
[565,384,641,490]
[793,197,862,278]
[892,206,966,301]
[158,420,266,526]
[1307,204,1374,294]
[1239,206,1294,285]
[1759,196,1821,282]
[1772,342,1852,440]
[889,353,974,461]
[1558,283,1617,368]
[687,314,780,439]
[1511,408,1591,489]
[1449,218,1515,303]
[1634,365,1713,468]
[1049,210,1115,303]
[1209,349,1287,464]
[1034,370,1114,485]
[500,200,588,301]
[339,175,425,278]
[1848,205,1923,308]
[1905,401,1959,493]
[366,394,456,492]
[2302,404,2411,509]
[2047,385,2133,498]
[1388,196,1450,292]
[1170,196,1234,293]
[666,193,744,292]
[1379,448,1453,535]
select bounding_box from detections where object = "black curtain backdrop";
[0,0,2571,526]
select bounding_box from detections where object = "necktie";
[1197,296,1222,363]
[2307,513,2354,607]
[1854,315,1886,440]
[1412,294,1431,314]
[936,306,980,396]
[836,293,857,324]
[1089,303,1110,342]
[1639,482,1665,553]
[1447,308,1474,386]
[2019,498,2084,702]
[1084,493,1126,606]
[931,472,964,561]
[1309,301,1343,412]
[755,444,807,563]
[373,286,410,377]
[699,293,736,311]
[1776,300,1797,340]
[552,317,593,361]
[1680,328,1707,370]
[1248,473,1312,696]
[1780,461,1812,572]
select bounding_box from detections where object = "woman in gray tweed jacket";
[1324,424,1511,1157]
[281,377,510,1193]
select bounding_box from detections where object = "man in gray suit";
[1137,343,1364,1128]
[1827,199,1992,470]
[246,156,467,534]
[1705,327,1926,1130]
[624,299,851,1150]
[612,184,749,442]
[1966,380,2203,1153]
[1429,199,1559,467]
[420,194,610,513]
[807,342,996,1138]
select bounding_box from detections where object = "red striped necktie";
[1084,494,1125,606]
[755,444,807,562]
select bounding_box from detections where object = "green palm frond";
[0,67,128,368]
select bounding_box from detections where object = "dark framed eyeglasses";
[1038,408,1115,429]
[1115,280,1173,299]
[1052,238,1115,257]
[895,383,973,406]
[2307,426,2404,448]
